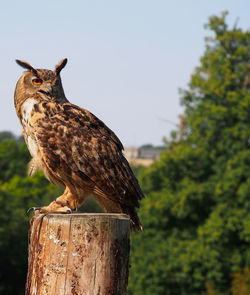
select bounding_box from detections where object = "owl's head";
[14,59,68,110]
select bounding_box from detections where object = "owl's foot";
[27,201,72,215]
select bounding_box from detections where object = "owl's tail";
[121,205,143,232]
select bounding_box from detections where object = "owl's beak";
[37,83,54,99]
[38,89,53,100]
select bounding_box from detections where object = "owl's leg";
[36,186,82,214]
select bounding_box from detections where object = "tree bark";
[26,213,130,295]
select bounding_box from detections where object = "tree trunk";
[26,213,130,295]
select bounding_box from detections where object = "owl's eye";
[32,78,43,85]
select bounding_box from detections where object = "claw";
[60,207,72,214]
[27,207,41,214]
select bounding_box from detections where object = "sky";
[0,0,249,147]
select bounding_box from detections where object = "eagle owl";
[14,59,144,231]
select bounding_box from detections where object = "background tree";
[128,12,250,294]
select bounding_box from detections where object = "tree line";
[128,12,250,295]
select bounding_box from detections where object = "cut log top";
[26,213,130,295]
[38,212,130,220]
[39,212,130,217]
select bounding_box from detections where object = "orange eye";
[32,78,42,85]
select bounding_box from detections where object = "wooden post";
[26,213,130,295]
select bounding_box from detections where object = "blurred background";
[0,1,250,294]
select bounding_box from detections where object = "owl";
[14,59,144,231]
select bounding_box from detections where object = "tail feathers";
[122,205,143,232]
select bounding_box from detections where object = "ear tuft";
[16,60,33,71]
[16,60,38,76]
[54,58,68,75]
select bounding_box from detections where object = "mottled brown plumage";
[14,59,144,231]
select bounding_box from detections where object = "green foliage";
[131,164,147,178]
[128,13,250,294]
[0,138,29,182]
[0,132,16,140]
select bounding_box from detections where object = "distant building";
[124,145,165,167]
[138,147,162,160]
[123,147,139,159]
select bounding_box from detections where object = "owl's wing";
[33,102,144,207]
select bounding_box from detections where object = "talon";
[26,203,73,214]
[65,207,72,214]
[27,207,41,214]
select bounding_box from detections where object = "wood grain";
[26,213,130,295]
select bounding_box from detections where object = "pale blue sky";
[0,0,249,146]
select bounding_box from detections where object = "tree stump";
[26,213,130,295]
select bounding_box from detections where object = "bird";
[14,58,144,231]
